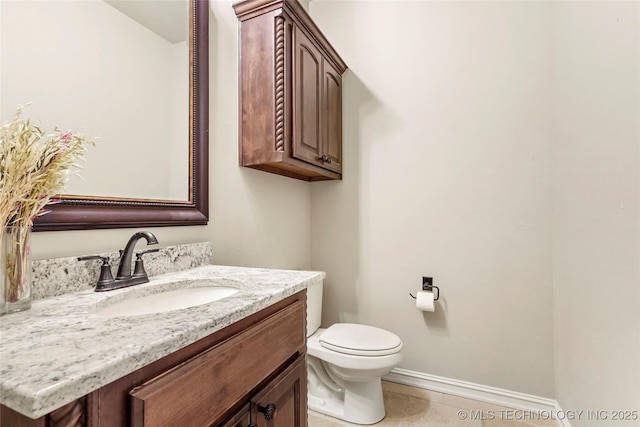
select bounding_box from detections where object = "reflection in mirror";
[2,0,188,201]
[0,0,209,230]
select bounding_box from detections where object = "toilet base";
[308,376,386,425]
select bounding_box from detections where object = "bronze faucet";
[78,231,159,291]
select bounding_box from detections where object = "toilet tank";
[306,281,323,337]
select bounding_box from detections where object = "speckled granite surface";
[31,242,213,300]
[0,264,324,419]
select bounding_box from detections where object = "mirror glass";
[0,0,209,230]
[2,0,188,201]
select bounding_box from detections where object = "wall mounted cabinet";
[234,0,348,181]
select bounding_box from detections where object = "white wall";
[310,1,555,397]
[552,2,640,423]
[207,0,311,269]
[310,0,640,409]
[25,1,312,272]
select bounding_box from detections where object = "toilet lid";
[319,323,402,356]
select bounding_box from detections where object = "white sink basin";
[95,286,240,318]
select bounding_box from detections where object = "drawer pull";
[258,403,276,420]
[320,155,332,164]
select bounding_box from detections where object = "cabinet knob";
[320,155,332,164]
[258,403,277,420]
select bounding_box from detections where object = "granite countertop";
[0,264,324,419]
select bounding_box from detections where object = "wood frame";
[33,0,209,231]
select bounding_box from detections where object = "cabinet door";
[250,355,307,427]
[221,403,251,427]
[292,26,323,168]
[321,60,343,174]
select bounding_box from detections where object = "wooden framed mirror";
[11,0,209,231]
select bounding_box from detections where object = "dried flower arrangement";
[0,105,94,305]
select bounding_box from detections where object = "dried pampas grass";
[0,105,95,230]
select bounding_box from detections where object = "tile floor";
[308,381,560,427]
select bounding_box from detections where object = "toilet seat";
[319,323,402,356]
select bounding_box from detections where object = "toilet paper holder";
[409,276,440,301]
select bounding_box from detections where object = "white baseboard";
[384,368,572,427]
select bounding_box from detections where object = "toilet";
[306,282,403,425]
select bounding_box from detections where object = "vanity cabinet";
[223,355,306,427]
[0,291,307,427]
[233,0,347,182]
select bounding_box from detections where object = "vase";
[1,225,32,315]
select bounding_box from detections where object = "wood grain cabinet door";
[250,355,307,427]
[220,403,251,427]
[292,25,343,175]
[321,59,343,174]
[292,25,323,168]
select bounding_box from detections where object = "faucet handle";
[77,255,115,291]
[132,249,159,279]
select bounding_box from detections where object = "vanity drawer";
[129,299,305,427]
